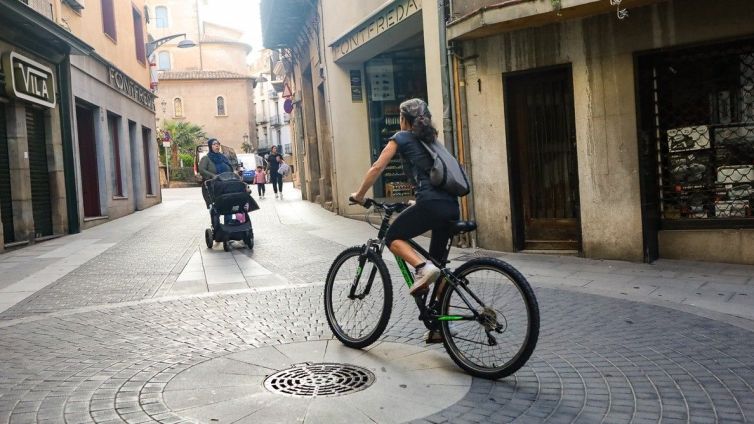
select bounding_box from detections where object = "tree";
[241,140,254,153]
[162,120,206,167]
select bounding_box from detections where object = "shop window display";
[365,48,427,198]
[639,39,754,226]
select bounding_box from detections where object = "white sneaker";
[280,193,283,199]
[275,193,279,199]
[410,263,440,295]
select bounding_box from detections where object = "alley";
[0,186,753,423]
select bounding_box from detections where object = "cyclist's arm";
[352,140,398,201]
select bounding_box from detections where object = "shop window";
[638,38,754,228]
[157,52,171,71]
[365,48,428,198]
[173,98,184,117]
[132,8,146,63]
[216,96,226,116]
[155,6,168,28]
[101,0,117,41]
[107,114,124,197]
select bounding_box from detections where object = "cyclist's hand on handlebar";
[349,193,365,205]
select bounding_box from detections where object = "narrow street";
[0,186,753,423]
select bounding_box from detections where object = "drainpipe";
[57,56,80,234]
[438,0,453,153]
[450,43,478,249]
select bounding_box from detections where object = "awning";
[260,0,314,49]
[0,0,93,62]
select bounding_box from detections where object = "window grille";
[217,97,226,116]
[173,98,183,117]
[638,38,754,226]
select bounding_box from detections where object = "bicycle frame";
[351,201,487,326]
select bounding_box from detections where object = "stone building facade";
[146,0,255,154]
[1,0,158,252]
[447,0,754,264]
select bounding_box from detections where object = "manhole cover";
[264,363,375,397]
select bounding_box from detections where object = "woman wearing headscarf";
[199,138,233,208]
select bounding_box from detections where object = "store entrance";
[365,47,427,198]
[505,66,582,251]
[76,104,101,217]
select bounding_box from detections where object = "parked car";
[236,153,267,184]
[194,144,239,183]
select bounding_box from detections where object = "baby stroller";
[204,172,259,252]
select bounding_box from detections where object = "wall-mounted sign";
[107,67,156,111]
[2,52,56,108]
[330,0,421,62]
[350,70,363,102]
[366,59,394,101]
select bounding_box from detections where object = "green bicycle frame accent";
[438,315,465,321]
[395,256,414,288]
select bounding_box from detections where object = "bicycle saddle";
[450,220,477,235]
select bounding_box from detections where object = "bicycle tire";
[440,258,539,379]
[324,246,393,349]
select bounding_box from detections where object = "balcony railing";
[270,114,281,127]
[19,0,54,20]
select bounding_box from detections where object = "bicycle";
[324,197,540,379]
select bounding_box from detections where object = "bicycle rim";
[324,247,392,348]
[441,258,539,379]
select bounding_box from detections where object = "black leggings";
[257,183,266,196]
[384,200,460,263]
[270,172,283,193]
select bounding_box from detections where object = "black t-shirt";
[391,131,456,203]
[267,153,282,172]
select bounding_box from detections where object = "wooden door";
[76,105,101,217]
[505,67,581,251]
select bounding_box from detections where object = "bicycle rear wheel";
[440,258,539,379]
[324,246,393,349]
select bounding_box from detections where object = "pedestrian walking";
[267,145,284,199]
[254,165,267,198]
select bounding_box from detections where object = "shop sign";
[330,0,421,62]
[350,70,363,102]
[107,66,156,111]
[2,52,56,108]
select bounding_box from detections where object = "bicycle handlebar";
[349,196,410,213]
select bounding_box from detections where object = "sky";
[202,0,263,62]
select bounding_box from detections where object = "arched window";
[155,6,168,28]
[157,51,170,70]
[173,98,184,117]
[216,96,226,116]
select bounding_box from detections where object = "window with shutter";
[101,0,117,41]
[133,8,146,63]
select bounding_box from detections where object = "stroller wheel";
[223,241,231,252]
[205,229,213,249]
[244,233,254,249]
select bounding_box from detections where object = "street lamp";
[146,33,196,58]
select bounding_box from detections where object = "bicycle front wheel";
[440,258,539,379]
[324,246,393,349]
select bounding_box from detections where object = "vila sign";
[2,52,56,108]
[108,67,156,111]
[330,0,421,62]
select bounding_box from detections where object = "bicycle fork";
[348,243,379,300]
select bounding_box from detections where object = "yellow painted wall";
[57,0,151,86]
[156,78,254,153]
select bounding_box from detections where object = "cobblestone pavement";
[0,187,753,423]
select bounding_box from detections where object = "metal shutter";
[26,106,53,237]
[0,104,13,243]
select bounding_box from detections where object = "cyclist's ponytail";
[400,98,437,144]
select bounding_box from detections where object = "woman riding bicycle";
[351,98,459,296]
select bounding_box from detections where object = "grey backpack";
[420,141,470,197]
